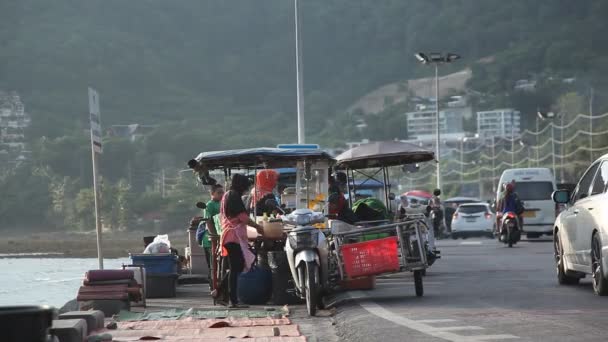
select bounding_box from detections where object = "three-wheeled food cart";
[187,147,335,306]
[327,141,437,297]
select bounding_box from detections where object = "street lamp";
[520,140,531,168]
[538,111,557,179]
[414,52,461,190]
[294,0,305,144]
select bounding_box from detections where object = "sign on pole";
[89,88,102,154]
[88,87,104,269]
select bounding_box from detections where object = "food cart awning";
[335,141,435,169]
[190,147,335,170]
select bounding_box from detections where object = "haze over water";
[1,258,129,307]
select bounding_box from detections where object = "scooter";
[430,207,446,239]
[497,211,521,247]
[282,208,328,316]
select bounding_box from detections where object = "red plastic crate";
[340,236,400,278]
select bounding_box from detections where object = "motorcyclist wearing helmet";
[497,182,523,234]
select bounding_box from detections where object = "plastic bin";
[130,253,178,274]
[341,236,400,278]
[237,267,272,305]
[0,305,56,342]
[145,273,178,298]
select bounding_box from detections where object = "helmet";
[433,189,441,196]
[505,183,515,192]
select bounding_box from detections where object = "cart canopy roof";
[402,190,433,199]
[190,147,335,170]
[335,141,435,169]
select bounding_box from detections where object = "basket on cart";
[340,236,400,278]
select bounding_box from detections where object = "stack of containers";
[129,254,179,298]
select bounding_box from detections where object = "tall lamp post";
[538,111,557,179]
[294,0,305,144]
[415,52,461,190]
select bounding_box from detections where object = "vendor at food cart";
[247,169,280,216]
[220,174,265,308]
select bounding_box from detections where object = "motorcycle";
[498,211,521,247]
[282,208,328,316]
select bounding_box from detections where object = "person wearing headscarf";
[249,169,280,216]
[219,174,264,308]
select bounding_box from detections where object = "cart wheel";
[414,270,424,297]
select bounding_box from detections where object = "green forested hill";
[2,0,608,139]
[2,0,608,230]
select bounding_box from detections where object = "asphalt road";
[331,237,608,342]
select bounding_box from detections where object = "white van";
[496,168,557,238]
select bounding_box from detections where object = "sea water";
[0,257,130,307]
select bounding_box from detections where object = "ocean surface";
[0,257,130,308]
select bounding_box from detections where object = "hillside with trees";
[1,0,608,230]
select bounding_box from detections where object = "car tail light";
[453,212,458,220]
[485,213,492,219]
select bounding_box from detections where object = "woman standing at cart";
[220,174,265,308]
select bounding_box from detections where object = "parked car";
[451,203,495,239]
[497,168,557,238]
[553,155,608,295]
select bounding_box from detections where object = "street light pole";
[589,86,594,162]
[294,0,305,144]
[414,52,461,191]
[491,136,496,192]
[535,117,540,167]
[435,63,441,190]
[560,114,565,182]
[460,138,464,184]
[551,123,556,178]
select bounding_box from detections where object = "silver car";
[553,154,608,295]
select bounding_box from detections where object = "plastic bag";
[143,234,171,254]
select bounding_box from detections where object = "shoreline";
[0,230,190,259]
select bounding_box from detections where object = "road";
[330,237,608,342]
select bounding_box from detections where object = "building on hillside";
[514,79,536,92]
[0,91,31,154]
[108,124,157,142]
[477,109,520,139]
[405,108,468,143]
[345,139,370,150]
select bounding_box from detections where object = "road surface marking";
[350,291,519,342]
[414,319,458,323]
[460,241,483,245]
[434,326,485,331]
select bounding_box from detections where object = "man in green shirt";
[196,184,224,287]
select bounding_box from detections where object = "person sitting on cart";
[248,169,280,216]
[328,188,357,225]
[220,174,265,308]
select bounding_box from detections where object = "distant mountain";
[0,0,607,142]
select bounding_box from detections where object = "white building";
[0,91,31,152]
[405,108,467,142]
[477,109,520,139]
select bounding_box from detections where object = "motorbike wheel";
[414,270,424,297]
[507,226,513,248]
[305,261,318,316]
